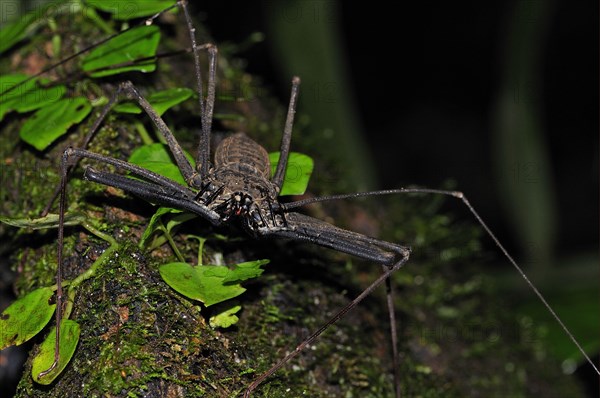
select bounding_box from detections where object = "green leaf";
[269,152,314,196]
[31,319,80,385]
[159,259,267,307]
[86,0,176,20]
[221,260,269,283]
[0,9,38,54]
[0,74,35,119]
[140,207,182,247]
[0,74,66,121]
[128,143,195,185]
[0,73,30,96]
[8,85,66,118]
[209,304,242,328]
[19,97,92,151]
[81,25,160,77]
[113,87,193,116]
[0,212,86,229]
[0,287,56,349]
[0,0,73,54]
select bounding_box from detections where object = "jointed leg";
[42,78,201,216]
[250,211,410,397]
[282,187,600,376]
[37,143,223,378]
[272,77,301,190]
[180,0,217,179]
[244,256,409,397]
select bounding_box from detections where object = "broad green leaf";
[0,0,73,54]
[0,212,86,229]
[20,97,92,151]
[0,287,55,349]
[9,85,65,116]
[269,152,314,196]
[209,304,242,328]
[86,0,176,20]
[113,87,193,116]
[128,143,195,186]
[81,25,160,77]
[0,74,36,120]
[0,9,39,54]
[31,319,80,385]
[0,73,32,97]
[164,212,196,233]
[0,74,66,121]
[159,259,267,307]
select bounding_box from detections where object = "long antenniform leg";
[243,211,409,397]
[244,257,409,398]
[284,188,600,377]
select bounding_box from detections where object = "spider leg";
[271,77,301,190]
[180,0,216,179]
[265,211,409,264]
[61,147,222,225]
[42,77,203,216]
[247,211,409,398]
[38,145,220,380]
[114,81,202,188]
[83,168,220,225]
[282,187,600,377]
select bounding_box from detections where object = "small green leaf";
[159,260,267,307]
[31,319,80,385]
[81,25,160,77]
[128,143,195,185]
[209,304,242,328]
[269,152,314,196]
[140,207,182,247]
[222,260,269,283]
[113,87,193,116]
[436,306,459,319]
[0,287,55,349]
[86,0,176,20]
[20,97,92,151]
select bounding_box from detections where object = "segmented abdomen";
[214,133,271,178]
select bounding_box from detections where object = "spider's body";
[197,133,283,232]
